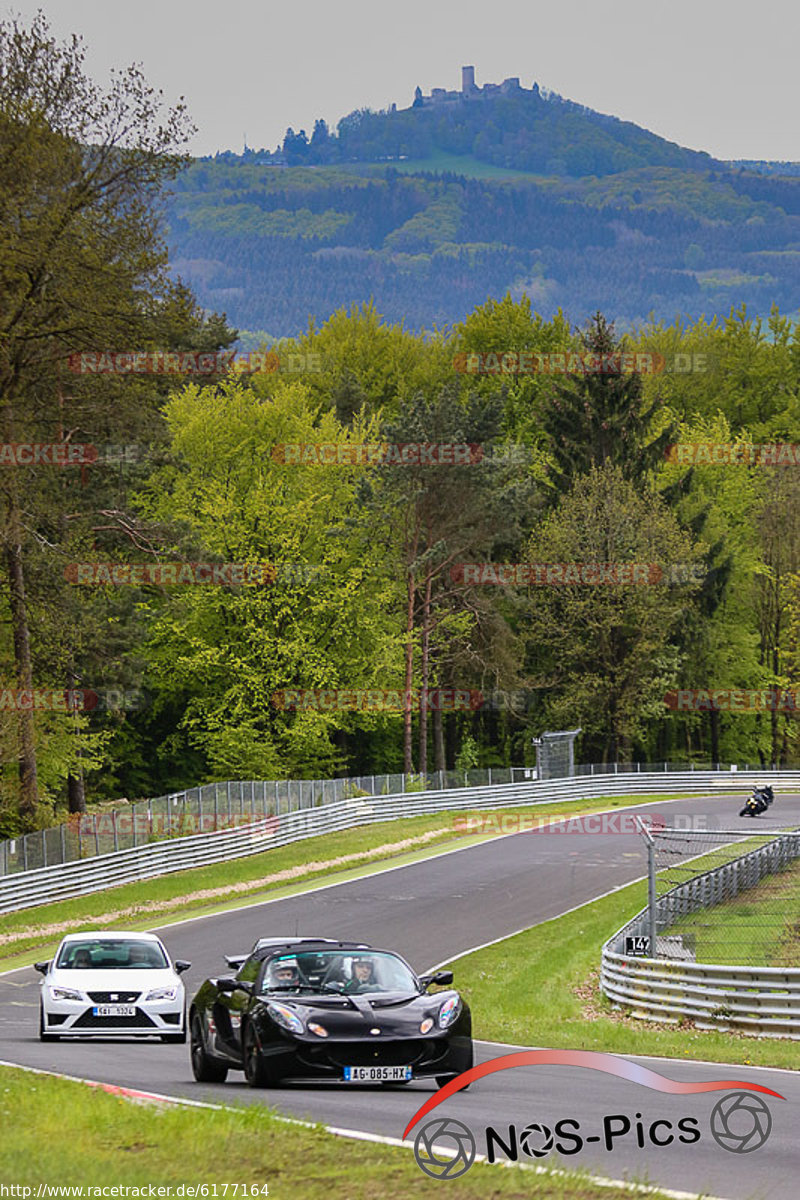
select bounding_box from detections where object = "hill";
[164,79,800,335]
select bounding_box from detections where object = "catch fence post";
[636,816,657,958]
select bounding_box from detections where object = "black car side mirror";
[33,961,50,975]
[174,960,191,974]
[419,970,454,989]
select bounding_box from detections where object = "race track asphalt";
[1,793,798,1199]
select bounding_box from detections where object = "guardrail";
[0,760,778,877]
[0,767,790,916]
[601,830,800,1037]
[0,767,538,876]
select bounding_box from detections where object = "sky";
[6,0,800,162]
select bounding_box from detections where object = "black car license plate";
[343,1065,412,1082]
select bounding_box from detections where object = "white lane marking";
[474,1039,800,1080]
[0,1058,735,1200]
[424,873,648,970]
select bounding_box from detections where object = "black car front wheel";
[242,1023,279,1088]
[190,1013,228,1082]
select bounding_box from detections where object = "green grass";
[447,878,800,1070]
[0,793,696,971]
[348,151,553,181]
[0,1065,679,1198]
[667,856,800,966]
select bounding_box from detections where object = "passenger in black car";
[344,957,375,993]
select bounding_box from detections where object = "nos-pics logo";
[403,1050,784,1180]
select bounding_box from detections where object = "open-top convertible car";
[189,936,473,1088]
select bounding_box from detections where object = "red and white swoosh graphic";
[403,1049,786,1139]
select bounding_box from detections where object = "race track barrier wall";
[602,830,800,1038]
[0,767,795,915]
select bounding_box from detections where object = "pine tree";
[539,312,673,496]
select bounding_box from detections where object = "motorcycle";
[739,785,774,818]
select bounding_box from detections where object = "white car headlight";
[144,986,178,1002]
[438,995,461,1029]
[48,986,83,1002]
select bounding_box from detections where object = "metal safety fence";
[0,768,539,877]
[602,825,800,1036]
[0,767,793,916]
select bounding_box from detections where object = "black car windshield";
[56,939,168,969]
[260,950,418,995]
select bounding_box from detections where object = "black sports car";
[189,937,473,1088]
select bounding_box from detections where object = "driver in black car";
[269,959,300,987]
[344,956,376,993]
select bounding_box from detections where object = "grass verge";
[0,793,696,971]
[668,856,800,966]
[0,1065,681,1198]
[447,877,800,1071]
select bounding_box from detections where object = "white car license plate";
[343,1065,412,1082]
[92,1005,136,1017]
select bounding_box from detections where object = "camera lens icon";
[710,1092,772,1154]
[414,1117,476,1179]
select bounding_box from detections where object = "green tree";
[0,13,193,822]
[360,384,536,773]
[136,378,404,779]
[522,463,700,761]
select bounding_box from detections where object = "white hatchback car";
[35,931,190,1042]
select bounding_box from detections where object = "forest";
[167,156,800,335]
[5,14,800,834]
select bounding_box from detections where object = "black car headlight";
[267,1001,305,1035]
[438,995,462,1029]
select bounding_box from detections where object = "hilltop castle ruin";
[412,66,542,108]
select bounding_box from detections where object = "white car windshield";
[262,950,418,994]
[56,939,168,970]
